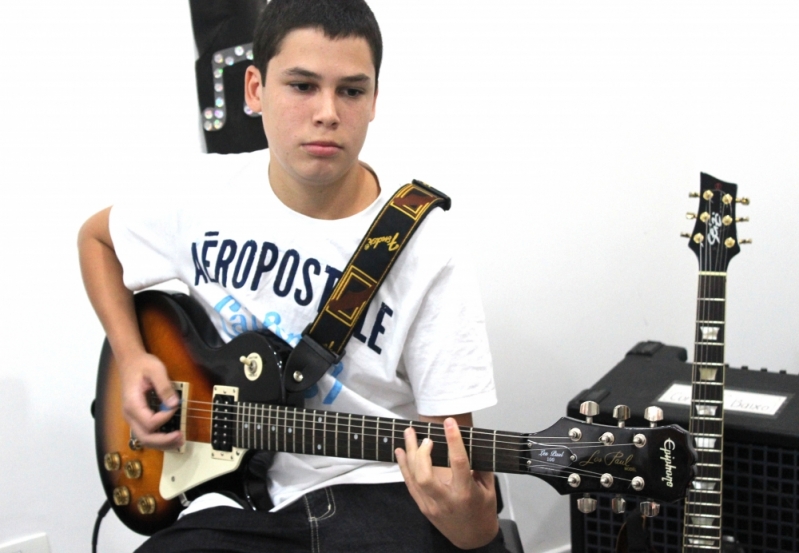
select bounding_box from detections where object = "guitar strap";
[282,179,451,393]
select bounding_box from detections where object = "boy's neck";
[268,160,380,220]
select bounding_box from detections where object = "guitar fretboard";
[219,403,529,475]
[683,272,726,552]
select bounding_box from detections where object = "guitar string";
[176,406,652,451]
[179,410,651,460]
[168,400,659,447]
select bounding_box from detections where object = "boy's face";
[245,28,377,189]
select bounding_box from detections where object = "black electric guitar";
[682,173,748,551]
[94,290,697,535]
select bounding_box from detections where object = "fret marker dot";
[271,426,276,432]
[257,425,261,430]
[317,444,322,450]
[318,417,323,423]
[383,437,388,443]
[354,434,359,440]
[288,428,293,434]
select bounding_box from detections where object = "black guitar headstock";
[686,173,750,272]
[523,415,697,504]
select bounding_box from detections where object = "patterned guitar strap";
[282,179,451,393]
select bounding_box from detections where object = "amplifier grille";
[574,441,799,553]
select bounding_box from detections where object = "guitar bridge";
[211,386,238,460]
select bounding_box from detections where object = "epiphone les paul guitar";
[681,174,749,551]
[94,290,697,536]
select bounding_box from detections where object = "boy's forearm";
[78,207,145,361]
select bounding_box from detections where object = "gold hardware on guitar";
[112,486,131,506]
[137,495,157,515]
[103,452,121,471]
[124,460,143,479]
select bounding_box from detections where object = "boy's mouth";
[303,141,342,157]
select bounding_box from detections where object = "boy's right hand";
[119,351,184,450]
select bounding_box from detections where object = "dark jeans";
[135,482,509,553]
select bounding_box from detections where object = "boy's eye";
[292,83,313,92]
[342,88,364,98]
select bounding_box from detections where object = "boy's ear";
[244,66,264,114]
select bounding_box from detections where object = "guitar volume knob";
[124,460,143,479]
[112,486,131,506]
[103,452,121,471]
[137,495,157,515]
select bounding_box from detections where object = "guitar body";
[94,290,295,535]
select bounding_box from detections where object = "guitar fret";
[391,420,396,463]
[334,412,339,458]
[361,415,365,460]
[469,427,473,468]
[493,430,497,472]
[347,414,352,459]
[375,417,380,461]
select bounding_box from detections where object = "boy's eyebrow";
[284,67,372,85]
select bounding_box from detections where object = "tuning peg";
[613,405,630,428]
[736,216,750,223]
[639,500,661,518]
[685,212,697,220]
[612,495,627,514]
[577,495,597,514]
[680,232,691,239]
[579,401,599,424]
[688,192,699,198]
[644,406,663,427]
[736,197,750,205]
[740,239,752,245]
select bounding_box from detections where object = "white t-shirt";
[109,149,496,511]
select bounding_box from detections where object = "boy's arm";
[396,413,500,550]
[78,207,182,449]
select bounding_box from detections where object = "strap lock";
[282,326,344,393]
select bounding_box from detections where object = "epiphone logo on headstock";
[661,438,676,488]
[578,450,635,472]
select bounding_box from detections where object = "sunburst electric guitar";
[94,290,697,535]
[682,173,749,551]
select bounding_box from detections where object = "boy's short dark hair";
[253,0,383,85]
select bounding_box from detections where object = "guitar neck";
[683,271,727,552]
[225,403,529,475]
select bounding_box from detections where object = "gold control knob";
[124,460,143,479]
[137,495,157,515]
[112,486,131,506]
[104,452,121,471]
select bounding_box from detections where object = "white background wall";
[2,1,798,552]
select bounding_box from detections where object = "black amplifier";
[567,341,799,553]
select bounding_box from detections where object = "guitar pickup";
[211,386,238,460]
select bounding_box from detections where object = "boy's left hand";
[395,417,499,550]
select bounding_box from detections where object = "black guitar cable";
[92,500,111,553]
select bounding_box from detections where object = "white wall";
[2,1,797,552]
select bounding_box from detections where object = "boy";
[79,0,505,550]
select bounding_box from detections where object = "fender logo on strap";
[364,232,400,252]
